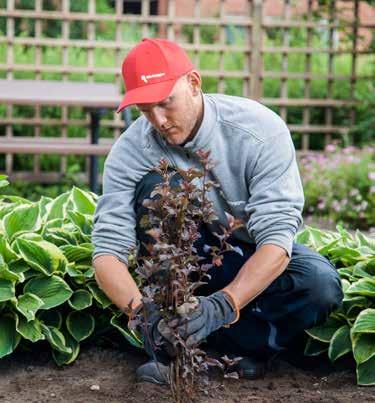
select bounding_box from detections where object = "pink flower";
[349,189,359,197]
[369,172,375,181]
[332,200,341,212]
[325,144,336,153]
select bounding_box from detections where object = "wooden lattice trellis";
[0,0,373,184]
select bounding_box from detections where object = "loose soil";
[0,343,374,403]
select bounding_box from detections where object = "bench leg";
[122,107,133,130]
[89,109,102,194]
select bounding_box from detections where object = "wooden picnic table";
[0,79,123,193]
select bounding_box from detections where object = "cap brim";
[116,79,177,113]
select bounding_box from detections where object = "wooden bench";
[0,79,125,193]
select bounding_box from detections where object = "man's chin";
[164,134,187,146]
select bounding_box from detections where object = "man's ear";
[187,70,202,96]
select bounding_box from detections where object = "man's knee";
[302,257,344,324]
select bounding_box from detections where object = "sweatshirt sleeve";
[91,138,140,266]
[244,130,304,257]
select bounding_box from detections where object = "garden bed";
[0,344,374,403]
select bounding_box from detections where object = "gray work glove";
[159,291,237,348]
[135,302,176,363]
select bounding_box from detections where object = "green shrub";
[299,144,374,230]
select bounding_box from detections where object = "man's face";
[136,72,202,146]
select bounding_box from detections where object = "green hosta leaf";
[357,355,375,386]
[83,267,94,279]
[353,262,374,279]
[304,337,328,356]
[52,332,80,366]
[305,317,343,343]
[0,175,9,188]
[357,246,375,257]
[60,244,93,264]
[336,224,356,244]
[66,264,82,278]
[43,218,64,231]
[329,246,362,266]
[337,268,356,282]
[17,232,44,242]
[0,314,21,358]
[0,237,19,263]
[66,311,95,342]
[0,258,24,283]
[306,226,333,249]
[68,290,92,310]
[45,192,70,221]
[66,210,93,237]
[355,231,375,250]
[3,203,40,242]
[41,324,72,354]
[87,282,112,308]
[0,279,15,301]
[44,229,78,247]
[341,279,351,293]
[15,292,44,321]
[343,296,372,319]
[328,325,352,362]
[347,279,375,298]
[296,228,310,245]
[67,265,94,281]
[0,195,31,204]
[15,239,67,276]
[0,203,19,221]
[38,310,62,329]
[70,187,96,215]
[110,312,143,348]
[38,196,53,219]
[352,332,375,365]
[317,238,341,256]
[8,260,31,278]
[352,309,375,334]
[16,317,45,342]
[24,275,73,310]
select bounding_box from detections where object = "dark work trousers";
[134,170,344,360]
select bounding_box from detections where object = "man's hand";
[159,291,237,347]
[134,302,176,362]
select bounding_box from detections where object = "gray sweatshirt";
[92,93,304,264]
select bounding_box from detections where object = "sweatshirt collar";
[182,93,217,151]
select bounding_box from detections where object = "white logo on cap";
[141,72,166,83]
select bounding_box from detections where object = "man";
[92,38,343,385]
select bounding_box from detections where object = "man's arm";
[223,244,290,309]
[93,255,142,313]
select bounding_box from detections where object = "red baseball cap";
[116,38,194,113]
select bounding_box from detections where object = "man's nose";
[150,108,167,129]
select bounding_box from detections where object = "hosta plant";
[0,182,141,366]
[297,225,375,386]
